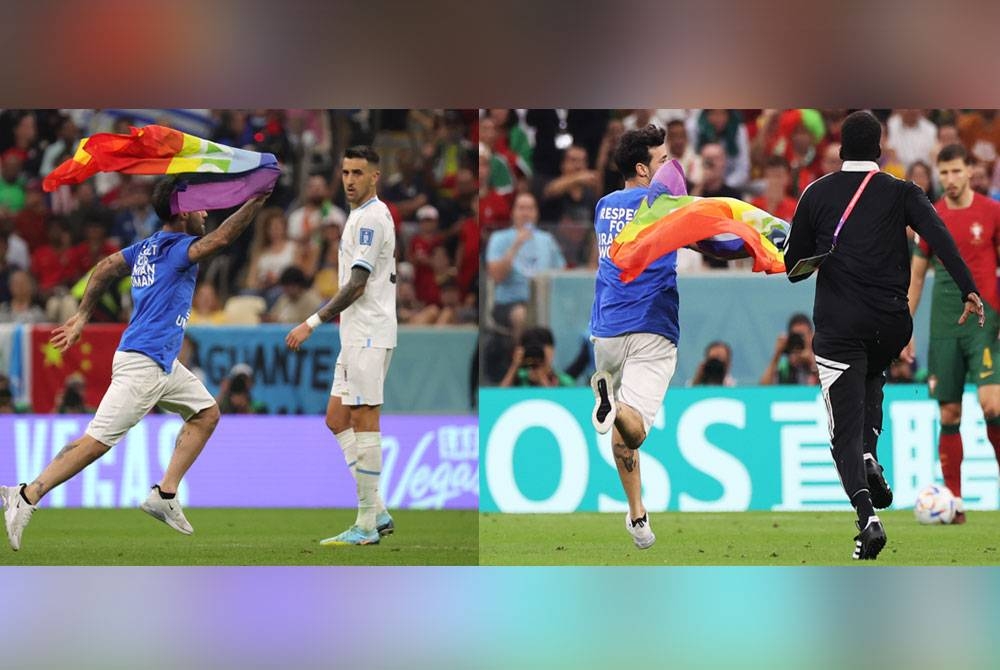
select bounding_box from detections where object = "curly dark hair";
[613,124,666,180]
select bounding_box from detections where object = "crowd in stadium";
[480,108,1000,386]
[0,109,479,329]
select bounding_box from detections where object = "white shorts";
[86,351,216,447]
[331,346,394,406]
[592,333,677,432]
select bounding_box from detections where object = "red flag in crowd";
[30,324,126,413]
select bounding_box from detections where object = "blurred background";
[0,108,479,510]
[479,108,1000,515]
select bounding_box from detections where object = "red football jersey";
[920,192,1000,311]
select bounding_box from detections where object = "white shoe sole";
[590,371,616,434]
[140,501,193,535]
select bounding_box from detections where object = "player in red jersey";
[904,143,1000,523]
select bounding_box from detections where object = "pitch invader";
[1,180,271,550]
[905,143,1000,523]
[589,125,673,549]
[286,146,395,546]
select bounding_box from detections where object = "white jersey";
[340,196,397,347]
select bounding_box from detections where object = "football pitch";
[479,511,1000,566]
[0,508,478,566]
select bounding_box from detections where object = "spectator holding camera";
[690,340,736,387]
[760,313,819,385]
[499,327,575,388]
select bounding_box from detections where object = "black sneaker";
[852,516,886,560]
[865,458,893,509]
[590,371,616,434]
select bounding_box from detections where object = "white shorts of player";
[592,333,677,432]
[86,351,216,447]
[331,346,394,406]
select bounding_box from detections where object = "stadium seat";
[223,295,266,325]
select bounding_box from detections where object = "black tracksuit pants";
[812,319,912,505]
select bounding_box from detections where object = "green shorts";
[928,307,1000,403]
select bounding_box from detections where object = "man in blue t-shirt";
[589,124,674,550]
[1,178,270,551]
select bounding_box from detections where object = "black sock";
[19,484,33,505]
[631,513,647,526]
[853,490,875,526]
[154,485,176,500]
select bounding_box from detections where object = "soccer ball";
[913,484,957,525]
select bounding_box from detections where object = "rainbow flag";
[43,125,279,214]
[609,161,789,282]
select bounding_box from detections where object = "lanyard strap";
[832,170,877,249]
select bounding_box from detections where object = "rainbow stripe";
[610,192,789,282]
[43,125,279,213]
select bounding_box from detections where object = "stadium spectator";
[751,156,798,222]
[13,183,49,252]
[478,145,511,231]
[266,266,324,324]
[878,121,906,178]
[595,118,626,194]
[1,216,30,271]
[666,119,703,192]
[396,278,439,325]
[68,216,118,281]
[454,200,479,298]
[690,340,736,387]
[694,142,741,199]
[819,141,843,175]
[887,109,938,170]
[436,278,477,326]
[689,109,749,190]
[787,117,821,197]
[907,160,936,200]
[381,149,432,221]
[40,114,80,177]
[0,151,26,215]
[971,160,991,196]
[188,283,227,325]
[486,108,532,178]
[0,269,45,323]
[287,173,346,244]
[245,206,299,297]
[957,109,1000,166]
[760,313,818,385]
[30,217,75,299]
[309,217,342,299]
[485,191,566,341]
[409,204,445,306]
[111,180,158,247]
[539,144,600,226]
[499,327,574,388]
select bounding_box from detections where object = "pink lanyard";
[831,170,878,250]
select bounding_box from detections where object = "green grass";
[0,508,478,566]
[479,511,1000,566]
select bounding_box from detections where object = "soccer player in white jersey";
[1,179,270,551]
[286,146,397,546]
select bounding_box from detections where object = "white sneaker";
[625,512,655,550]
[591,370,616,434]
[1,484,36,551]
[140,487,194,535]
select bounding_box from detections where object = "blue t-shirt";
[485,225,566,305]
[590,187,680,344]
[118,231,198,371]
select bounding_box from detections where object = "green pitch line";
[0,508,478,566]
[479,511,1000,566]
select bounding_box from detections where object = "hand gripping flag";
[43,125,279,214]
[609,160,789,282]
